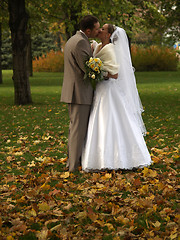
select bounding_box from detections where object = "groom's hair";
[80,15,99,31]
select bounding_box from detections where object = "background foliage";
[1,31,59,70]
[131,45,179,71]
[33,50,64,72]
[32,46,179,72]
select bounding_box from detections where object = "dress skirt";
[82,79,152,172]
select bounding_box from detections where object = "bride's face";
[98,24,110,41]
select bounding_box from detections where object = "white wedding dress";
[82,27,152,172]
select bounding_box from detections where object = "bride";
[82,24,152,172]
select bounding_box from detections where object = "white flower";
[91,74,95,79]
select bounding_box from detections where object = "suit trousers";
[67,103,91,172]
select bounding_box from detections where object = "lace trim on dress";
[83,162,152,173]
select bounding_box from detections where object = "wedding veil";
[110,27,147,135]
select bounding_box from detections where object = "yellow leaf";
[27,161,36,167]
[105,173,112,178]
[30,208,37,217]
[38,202,50,211]
[76,211,87,219]
[104,223,114,231]
[40,183,51,191]
[174,214,180,222]
[142,167,149,176]
[7,236,14,240]
[139,185,149,194]
[165,216,170,222]
[36,227,48,240]
[59,157,68,163]
[60,172,70,178]
[153,204,157,211]
[14,151,23,156]
[142,168,157,177]
[111,205,121,215]
[115,216,129,225]
[158,138,164,143]
[50,224,62,232]
[150,194,155,200]
[96,183,105,189]
[149,169,157,177]
[152,221,161,228]
[170,233,178,239]
[95,220,105,226]
[157,182,165,191]
[17,196,26,203]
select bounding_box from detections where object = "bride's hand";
[91,40,98,52]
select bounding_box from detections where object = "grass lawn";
[0,70,179,240]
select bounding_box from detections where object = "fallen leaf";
[60,172,70,178]
[38,202,50,211]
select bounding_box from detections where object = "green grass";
[0,70,179,240]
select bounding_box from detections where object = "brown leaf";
[63,202,72,211]
[87,206,98,222]
[49,189,61,196]
[134,177,141,186]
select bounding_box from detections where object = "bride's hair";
[108,24,116,35]
[108,24,116,43]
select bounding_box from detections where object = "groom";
[61,15,100,172]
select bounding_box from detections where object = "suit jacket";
[61,31,93,105]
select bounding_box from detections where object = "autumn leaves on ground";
[0,71,179,240]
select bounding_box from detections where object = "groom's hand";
[108,73,118,79]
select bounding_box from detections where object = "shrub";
[33,50,64,72]
[131,45,179,71]
[32,32,59,59]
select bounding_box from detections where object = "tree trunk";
[64,3,82,40]
[56,31,61,50]
[8,0,32,105]
[0,22,3,84]
[27,33,33,77]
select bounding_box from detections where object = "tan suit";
[61,31,93,171]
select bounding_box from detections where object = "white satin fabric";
[82,79,152,171]
[82,27,152,172]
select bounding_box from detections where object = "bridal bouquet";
[84,57,104,89]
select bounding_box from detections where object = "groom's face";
[89,22,100,38]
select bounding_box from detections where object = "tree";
[130,0,180,45]
[8,0,32,105]
[1,31,12,69]
[0,0,9,84]
[0,23,2,84]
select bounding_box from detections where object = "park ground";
[0,70,179,240]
